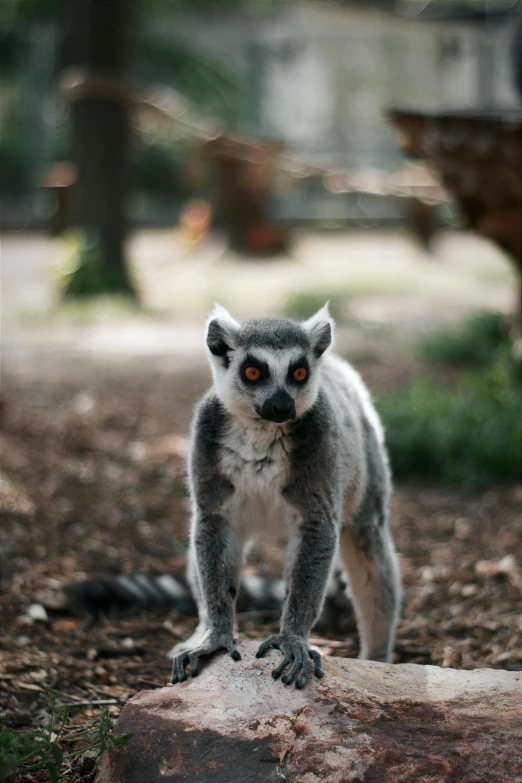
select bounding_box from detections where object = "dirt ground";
[1,346,521,781]
[1,229,520,780]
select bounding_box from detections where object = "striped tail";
[65,573,286,620]
[64,569,353,630]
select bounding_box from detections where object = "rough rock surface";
[96,641,522,783]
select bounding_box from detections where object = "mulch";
[1,355,521,781]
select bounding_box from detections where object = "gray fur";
[237,318,310,351]
[169,305,401,688]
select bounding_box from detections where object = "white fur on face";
[205,305,334,427]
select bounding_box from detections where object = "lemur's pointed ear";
[206,304,240,359]
[303,303,335,358]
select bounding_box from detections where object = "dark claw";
[296,657,313,689]
[188,652,200,676]
[258,634,323,688]
[308,648,324,678]
[170,635,239,684]
[272,653,292,680]
[282,654,302,685]
[171,653,189,684]
[256,637,275,658]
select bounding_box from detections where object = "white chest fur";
[219,421,295,540]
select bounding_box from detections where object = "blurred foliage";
[4,0,511,21]
[136,34,243,126]
[151,0,280,10]
[0,29,23,72]
[0,0,63,26]
[55,233,136,299]
[417,311,510,368]
[130,139,184,197]
[0,95,29,196]
[1,1,245,202]
[0,147,27,197]
[0,0,279,24]
[378,351,521,488]
[284,292,348,322]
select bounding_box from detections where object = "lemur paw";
[256,633,324,689]
[170,631,240,684]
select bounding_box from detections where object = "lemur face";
[205,305,334,425]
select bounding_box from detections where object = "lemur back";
[169,305,401,688]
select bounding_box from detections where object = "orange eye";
[293,367,307,382]
[244,366,261,382]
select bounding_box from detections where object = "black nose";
[260,390,296,423]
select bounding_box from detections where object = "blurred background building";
[1,0,520,234]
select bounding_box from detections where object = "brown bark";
[65,0,136,295]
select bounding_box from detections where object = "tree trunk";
[64,0,136,296]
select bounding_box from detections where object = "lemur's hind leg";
[339,499,401,663]
[167,541,207,659]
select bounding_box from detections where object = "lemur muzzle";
[260,389,296,423]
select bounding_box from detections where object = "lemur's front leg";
[170,513,241,683]
[257,510,338,689]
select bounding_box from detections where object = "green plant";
[0,694,133,782]
[377,356,522,488]
[417,311,509,368]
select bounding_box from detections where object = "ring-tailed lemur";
[169,304,401,689]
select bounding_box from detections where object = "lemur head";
[205,304,334,425]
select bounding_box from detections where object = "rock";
[27,603,48,622]
[96,641,522,783]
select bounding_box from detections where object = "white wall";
[159,2,520,170]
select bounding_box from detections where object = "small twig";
[46,687,88,703]
[136,678,164,689]
[309,638,356,649]
[62,698,126,707]
[86,684,132,700]
[17,682,45,692]
[56,727,104,742]
[91,646,145,659]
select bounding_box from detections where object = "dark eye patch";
[288,357,310,385]
[239,355,269,385]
